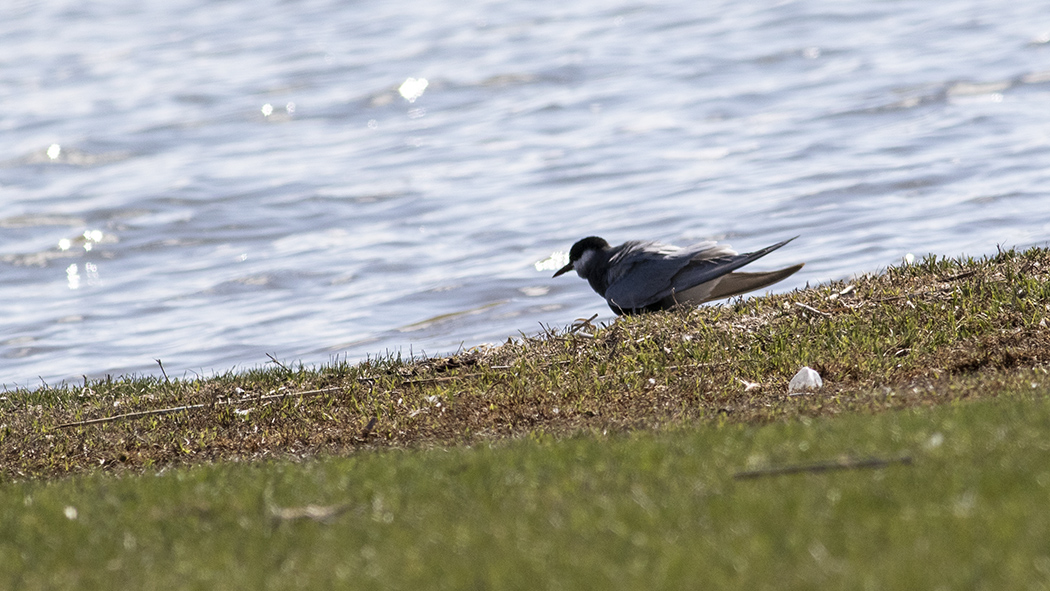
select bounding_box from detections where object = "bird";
[552,235,803,315]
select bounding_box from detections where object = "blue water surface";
[2,0,1049,385]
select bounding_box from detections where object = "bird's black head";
[568,236,609,262]
[553,236,610,278]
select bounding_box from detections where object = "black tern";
[552,235,803,315]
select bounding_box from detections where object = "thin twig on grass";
[568,314,600,335]
[399,373,486,386]
[266,353,289,371]
[58,404,207,429]
[155,359,169,383]
[733,455,913,480]
[942,269,978,282]
[794,302,831,317]
[269,503,353,523]
[54,386,345,429]
[595,361,727,381]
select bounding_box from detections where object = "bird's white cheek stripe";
[575,250,596,276]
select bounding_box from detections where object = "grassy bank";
[3,246,1050,588]
[3,246,1050,480]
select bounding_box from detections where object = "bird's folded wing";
[604,237,797,310]
[664,237,797,300]
[677,264,805,304]
[603,241,735,310]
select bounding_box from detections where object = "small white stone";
[924,432,944,450]
[788,366,823,395]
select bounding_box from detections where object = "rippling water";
[3,0,1050,386]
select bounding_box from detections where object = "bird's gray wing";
[604,237,798,310]
[603,240,735,310]
[673,264,805,304]
[662,237,799,304]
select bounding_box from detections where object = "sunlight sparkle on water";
[534,251,569,272]
[83,229,104,251]
[58,230,107,252]
[66,264,80,290]
[399,78,428,103]
[520,286,550,297]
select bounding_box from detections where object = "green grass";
[5,388,1050,590]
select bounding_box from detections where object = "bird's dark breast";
[585,254,615,297]
[587,275,609,298]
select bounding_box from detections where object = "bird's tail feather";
[696,263,804,303]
